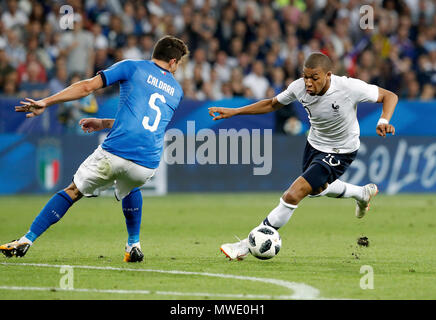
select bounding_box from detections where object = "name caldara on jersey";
[147,74,175,96]
[277,74,379,154]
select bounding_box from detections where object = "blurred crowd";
[0,0,435,105]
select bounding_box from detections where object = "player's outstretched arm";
[79,118,114,133]
[376,87,398,137]
[15,75,104,118]
[208,97,284,120]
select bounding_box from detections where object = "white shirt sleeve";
[347,77,379,103]
[276,78,303,105]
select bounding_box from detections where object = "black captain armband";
[97,71,107,88]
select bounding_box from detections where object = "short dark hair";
[304,52,332,72]
[152,36,189,63]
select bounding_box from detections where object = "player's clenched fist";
[376,123,396,137]
[208,107,237,120]
[79,118,104,133]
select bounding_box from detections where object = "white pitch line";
[0,285,293,299]
[0,262,321,300]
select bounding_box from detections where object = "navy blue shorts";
[301,142,357,190]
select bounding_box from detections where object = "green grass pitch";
[0,193,435,300]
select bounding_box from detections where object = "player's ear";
[169,58,177,66]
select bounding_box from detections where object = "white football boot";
[220,237,249,261]
[123,242,144,262]
[355,183,378,219]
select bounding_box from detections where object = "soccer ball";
[247,225,281,260]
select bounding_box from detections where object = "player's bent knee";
[64,182,83,203]
[282,190,301,206]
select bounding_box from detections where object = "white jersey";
[276,75,379,154]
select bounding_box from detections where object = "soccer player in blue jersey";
[0,36,188,262]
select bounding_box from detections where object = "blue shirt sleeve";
[98,60,136,87]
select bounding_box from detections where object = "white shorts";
[73,145,156,200]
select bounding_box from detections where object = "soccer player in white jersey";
[208,52,398,260]
[1,36,188,262]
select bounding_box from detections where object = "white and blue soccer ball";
[247,225,281,260]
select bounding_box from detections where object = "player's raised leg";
[0,182,82,258]
[220,176,312,261]
[313,180,378,218]
[122,187,144,262]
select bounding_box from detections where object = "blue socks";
[23,188,142,247]
[25,191,73,242]
[122,188,143,246]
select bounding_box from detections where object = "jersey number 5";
[142,92,164,132]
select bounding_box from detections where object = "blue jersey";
[98,60,183,169]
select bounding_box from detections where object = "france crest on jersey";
[98,59,183,168]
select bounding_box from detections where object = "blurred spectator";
[18,60,49,99]
[93,48,112,74]
[420,83,435,100]
[16,51,47,86]
[236,52,252,75]
[46,2,63,33]
[404,80,421,100]
[91,23,108,50]
[242,60,269,99]
[173,3,192,34]
[87,0,112,27]
[147,0,165,18]
[29,2,45,25]
[120,1,135,34]
[59,14,94,78]
[122,35,141,60]
[275,103,302,135]
[1,70,19,95]
[228,67,245,97]
[57,73,99,134]
[26,36,53,75]
[279,34,299,67]
[227,37,243,66]
[215,4,236,53]
[4,28,26,68]
[181,78,196,100]
[1,0,28,29]
[183,47,211,82]
[270,67,286,95]
[207,68,224,100]
[107,14,126,53]
[162,0,181,17]
[192,64,205,94]
[48,65,68,94]
[213,50,231,83]
[0,48,14,90]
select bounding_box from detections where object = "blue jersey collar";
[152,61,171,73]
